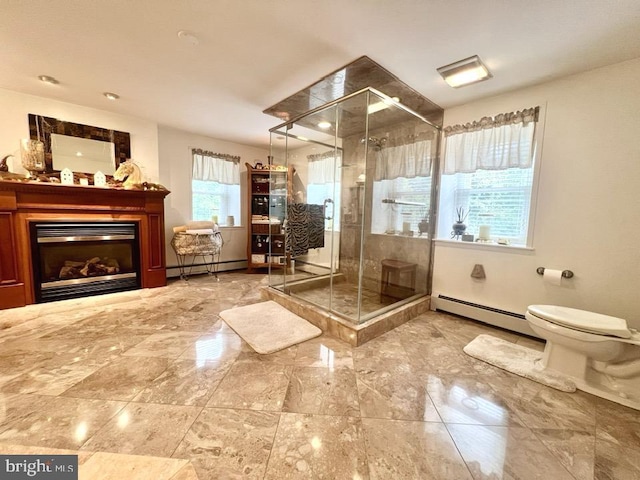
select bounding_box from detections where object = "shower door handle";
[323,198,334,220]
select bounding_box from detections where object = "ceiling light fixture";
[367,96,400,114]
[317,121,332,129]
[177,30,200,46]
[38,75,59,85]
[103,92,120,100]
[437,55,492,88]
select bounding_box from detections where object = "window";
[370,135,435,236]
[191,149,241,226]
[372,176,432,234]
[307,151,341,231]
[192,180,241,224]
[437,107,540,246]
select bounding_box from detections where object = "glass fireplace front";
[30,222,141,303]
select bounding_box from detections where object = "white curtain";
[443,107,539,174]
[308,151,341,185]
[192,149,240,184]
[374,140,433,181]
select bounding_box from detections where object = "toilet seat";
[527,305,632,339]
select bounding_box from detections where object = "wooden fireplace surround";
[0,180,170,310]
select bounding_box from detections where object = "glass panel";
[268,103,340,312]
[328,90,370,322]
[358,91,439,322]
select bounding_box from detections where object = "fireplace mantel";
[0,180,170,310]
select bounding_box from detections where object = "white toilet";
[526,305,640,410]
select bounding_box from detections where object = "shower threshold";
[261,286,430,346]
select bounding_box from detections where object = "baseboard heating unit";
[431,293,538,337]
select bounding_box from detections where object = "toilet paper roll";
[543,268,563,286]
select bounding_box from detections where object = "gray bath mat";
[220,300,321,354]
[464,334,576,392]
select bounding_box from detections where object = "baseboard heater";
[431,293,537,337]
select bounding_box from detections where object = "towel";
[186,228,215,235]
[286,203,325,256]
[186,220,216,230]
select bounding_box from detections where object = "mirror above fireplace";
[28,113,131,175]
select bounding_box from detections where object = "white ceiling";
[2,0,640,149]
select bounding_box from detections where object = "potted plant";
[451,207,468,238]
[418,210,429,237]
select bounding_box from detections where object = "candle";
[479,225,491,240]
[402,221,411,233]
[212,215,218,224]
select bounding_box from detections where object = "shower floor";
[290,282,396,319]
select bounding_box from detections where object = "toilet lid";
[527,305,632,338]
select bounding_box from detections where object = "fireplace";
[0,180,170,310]
[30,222,141,303]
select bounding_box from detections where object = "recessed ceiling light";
[103,92,120,100]
[367,96,402,114]
[437,55,492,88]
[76,151,83,157]
[177,30,199,46]
[318,121,332,129]
[38,75,59,85]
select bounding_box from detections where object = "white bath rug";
[220,300,321,354]
[463,334,576,393]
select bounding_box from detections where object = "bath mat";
[220,301,321,354]
[463,334,576,392]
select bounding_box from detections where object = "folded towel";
[186,220,216,230]
[172,225,187,233]
[186,228,216,235]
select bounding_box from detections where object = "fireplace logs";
[58,257,121,280]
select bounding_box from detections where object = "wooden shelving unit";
[245,163,292,271]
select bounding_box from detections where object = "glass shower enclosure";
[268,88,440,324]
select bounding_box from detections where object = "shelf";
[246,161,293,271]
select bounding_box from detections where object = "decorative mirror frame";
[28,114,131,174]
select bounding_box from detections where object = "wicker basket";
[170,232,223,256]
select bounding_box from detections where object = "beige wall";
[433,57,640,326]
[157,125,268,272]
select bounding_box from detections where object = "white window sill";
[218,225,244,229]
[370,232,431,240]
[434,238,534,253]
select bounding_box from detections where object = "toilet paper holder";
[536,267,574,279]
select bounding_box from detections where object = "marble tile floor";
[0,271,639,479]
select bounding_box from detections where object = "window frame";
[190,149,242,227]
[436,103,546,249]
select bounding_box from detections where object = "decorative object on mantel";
[20,138,45,177]
[94,171,106,187]
[60,168,74,185]
[113,159,143,189]
[0,155,9,172]
[112,160,168,191]
[0,154,26,181]
[451,206,468,239]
